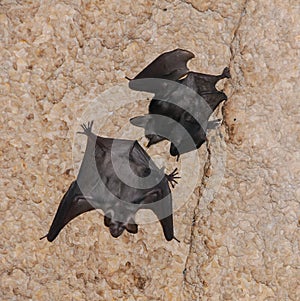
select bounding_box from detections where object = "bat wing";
[201,92,228,112]
[40,181,95,242]
[180,68,230,111]
[158,215,174,241]
[132,49,194,81]
[126,142,176,241]
[138,186,175,241]
[129,141,151,170]
[128,49,195,94]
[180,67,230,94]
[151,194,174,242]
[77,122,129,202]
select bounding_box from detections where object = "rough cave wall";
[1,0,299,300]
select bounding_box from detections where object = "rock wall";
[1,0,299,300]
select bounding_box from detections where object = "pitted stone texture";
[1,0,299,300]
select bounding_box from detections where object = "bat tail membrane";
[40,181,95,242]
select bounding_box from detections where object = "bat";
[127,49,231,158]
[40,121,180,242]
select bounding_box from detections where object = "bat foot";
[167,168,180,188]
[77,121,94,136]
[220,67,231,79]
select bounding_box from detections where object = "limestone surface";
[1,0,299,300]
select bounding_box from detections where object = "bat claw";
[77,121,94,136]
[167,168,180,188]
[173,236,180,243]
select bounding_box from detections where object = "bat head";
[104,210,138,237]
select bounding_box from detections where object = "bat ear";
[130,115,152,127]
[125,218,138,234]
[104,214,111,227]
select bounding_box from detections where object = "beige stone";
[1,0,299,300]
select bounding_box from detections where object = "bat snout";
[109,222,126,238]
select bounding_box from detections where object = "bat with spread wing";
[41,121,179,242]
[127,48,231,158]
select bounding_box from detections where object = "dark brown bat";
[41,121,180,242]
[127,49,231,158]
